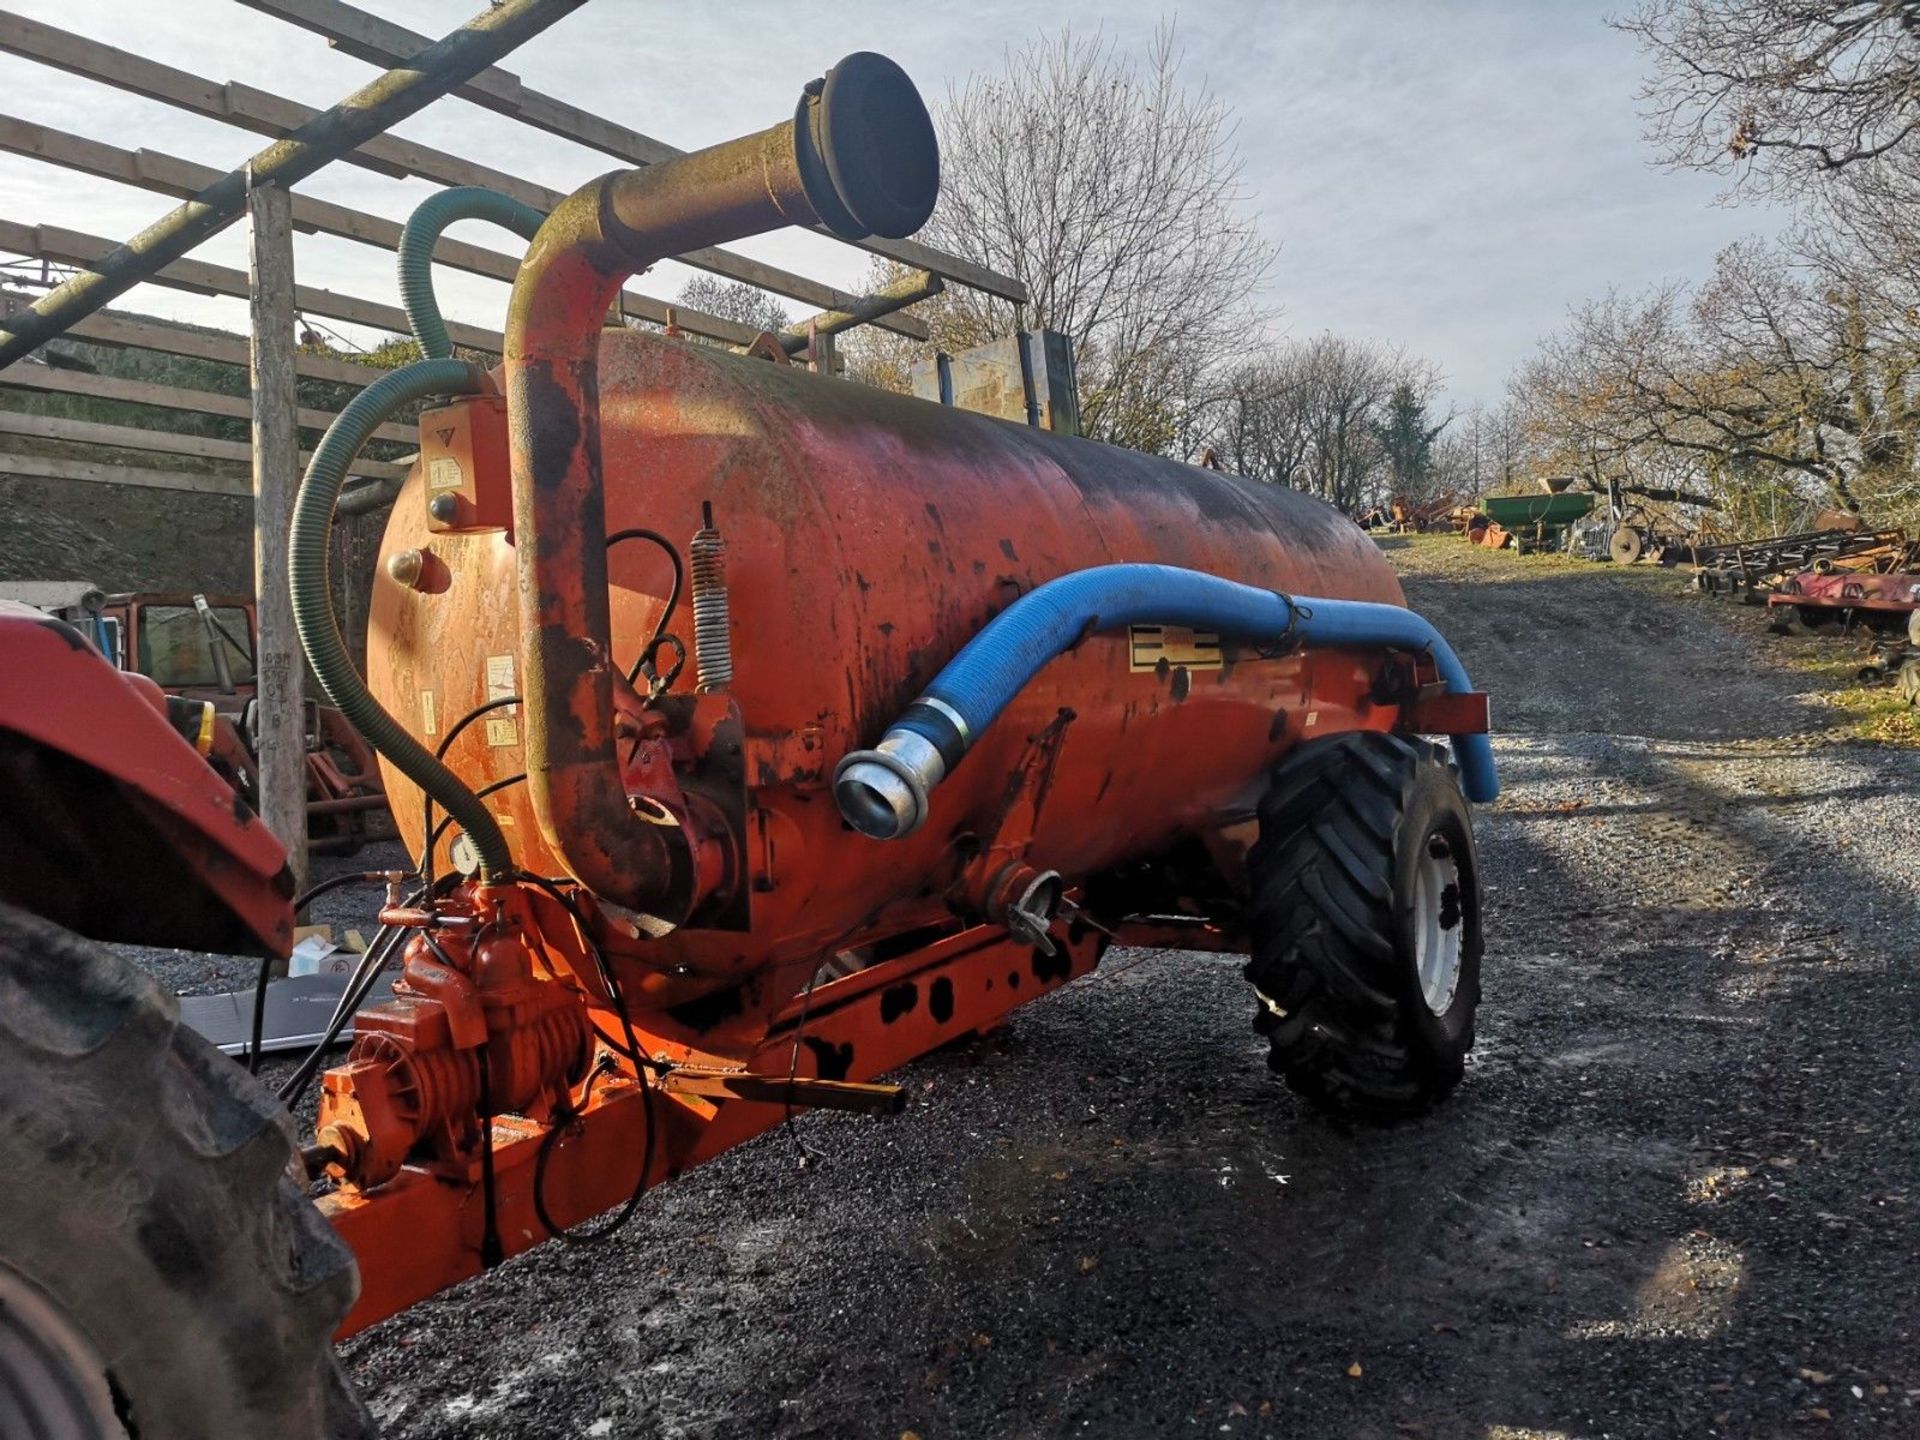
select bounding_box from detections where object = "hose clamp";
[915,695,971,746]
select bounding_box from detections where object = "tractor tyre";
[1245,732,1483,1120]
[0,902,371,1440]
[1609,527,1645,565]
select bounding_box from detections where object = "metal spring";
[689,517,732,691]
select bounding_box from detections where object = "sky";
[0,0,1787,411]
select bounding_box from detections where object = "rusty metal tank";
[368,329,1405,1004]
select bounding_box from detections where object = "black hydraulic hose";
[605,528,684,686]
[294,870,390,916]
[274,920,409,1107]
[422,694,522,883]
[247,871,399,1073]
[520,872,657,1244]
[289,357,514,880]
[245,954,273,1076]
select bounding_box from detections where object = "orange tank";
[368,331,1406,1008]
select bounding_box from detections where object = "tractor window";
[137,605,256,688]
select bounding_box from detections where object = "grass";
[1823,685,1920,743]
[1381,528,1666,579]
[1766,629,1920,745]
[1700,590,1920,747]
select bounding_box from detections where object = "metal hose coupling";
[833,728,948,841]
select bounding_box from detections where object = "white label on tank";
[420,689,437,736]
[1128,624,1223,673]
[486,653,517,713]
[427,456,463,492]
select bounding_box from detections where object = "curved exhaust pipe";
[505,53,939,916]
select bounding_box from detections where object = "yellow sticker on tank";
[1128,624,1223,672]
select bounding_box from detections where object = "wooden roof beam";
[0,113,761,347]
[0,12,933,339]
[237,0,1028,304]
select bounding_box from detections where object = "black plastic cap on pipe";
[796,52,940,240]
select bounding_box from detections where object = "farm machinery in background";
[2,582,394,852]
[1458,477,1698,561]
[1688,515,1917,607]
[1359,490,1469,534]
[0,51,1500,1437]
[1439,470,1920,687]
[1683,511,1920,640]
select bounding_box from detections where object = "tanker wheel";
[0,902,372,1440]
[1245,731,1483,1120]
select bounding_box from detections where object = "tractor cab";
[0,582,392,853]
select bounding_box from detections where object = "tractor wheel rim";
[1413,835,1464,1015]
[0,1263,125,1440]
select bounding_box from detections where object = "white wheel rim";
[1413,834,1465,1015]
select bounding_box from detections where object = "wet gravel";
[133,537,1920,1437]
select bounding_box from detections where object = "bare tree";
[1295,336,1432,512]
[1549,3,1920,532]
[1209,348,1315,486]
[1207,335,1437,512]
[886,25,1273,453]
[1621,3,1920,343]
[672,276,790,343]
[1439,402,1531,497]
[1508,241,1920,519]
[1621,0,1920,192]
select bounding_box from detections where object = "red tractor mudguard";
[0,605,293,957]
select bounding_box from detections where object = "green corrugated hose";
[397,186,545,359]
[288,356,513,879]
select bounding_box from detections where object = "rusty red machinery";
[1770,568,1920,631]
[0,50,1499,1438]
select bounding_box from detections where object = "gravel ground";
[127,537,1920,1437]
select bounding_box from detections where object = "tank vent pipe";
[689,502,733,692]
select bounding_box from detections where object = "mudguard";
[0,604,292,956]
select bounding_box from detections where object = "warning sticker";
[485,717,519,749]
[485,653,517,712]
[427,457,464,492]
[1128,624,1224,673]
[420,689,437,736]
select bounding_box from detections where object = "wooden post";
[247,169,309,893]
